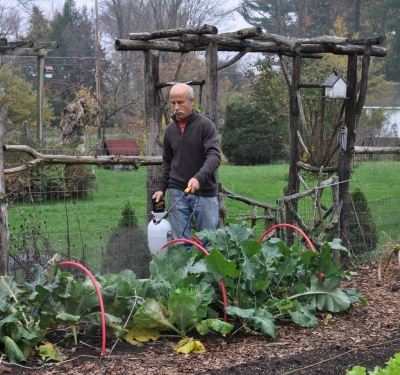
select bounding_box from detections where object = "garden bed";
[9,260,400,375]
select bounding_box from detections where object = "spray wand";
[153,186,191,225]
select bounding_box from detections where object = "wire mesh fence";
[347,156,400,258]
[5,142,400,282]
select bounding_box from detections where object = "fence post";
[0,118,10,275]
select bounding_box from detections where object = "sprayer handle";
[184,186,192,194]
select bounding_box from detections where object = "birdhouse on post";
[44,65,54,78]
[322,72,347,99]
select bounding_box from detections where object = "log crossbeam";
[3,145,162,174]
[115,26,387,58]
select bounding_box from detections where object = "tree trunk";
[144,50,162,221]
[285,55,302,245]
[338,53,358,263]
[0,118,10,276]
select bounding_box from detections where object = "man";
[152,82,221,246]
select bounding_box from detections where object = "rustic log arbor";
[114,25,386,250]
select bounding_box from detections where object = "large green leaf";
[204,249,240,281]
[328,238,349,252]
[271,258,298,288]
[195,319,234,335]
[167,291,197,332]
[134,298,181,335]
[242,240,261,259]
[257,240,283,268]
[56,312,79,323]
[237,241,262,282]
[288,302,318,328]
[25,264,47,292]
[225,224,252,245]
[346,289,366,305]
[0,299,11,313]
[204,224,252,258]
[225,306,256,319]
[225,306,276,338]
[316,244,347,278]
[2,323,40,344]
[1,335,26,363]
[0,277,22,303]
[167,283,214,332]
[246,308,276,338]
[0,312,24,335]
[311,277,351,312]
[290,276,351,312]
[186,259,208,275]
[346,366,367,375]
[149,256,180,284]
[82,312,122,326]
[59,278,100,316]
[211,230,240,257]
[155,245,193,273]
[98,271,150,317]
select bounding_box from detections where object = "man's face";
[170,85,194,121]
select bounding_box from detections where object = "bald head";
[170,83,194,99]
[169,83,195,121]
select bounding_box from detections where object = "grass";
[8,167,148,267]
[7,160,400,269]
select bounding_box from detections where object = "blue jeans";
[168,188,218,249]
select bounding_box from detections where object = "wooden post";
[0,118,10,276]
[144,50,162,220]
[285,55,302,244]
[37,55,44,146]
[94,0,101,99]
[205,38,223,226]
[338,53,358,253]
[204,39,219,126]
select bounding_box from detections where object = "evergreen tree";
[239,0,296,36]
[349,188,378,257]
[26,6,50,41]
[221,59,288,165]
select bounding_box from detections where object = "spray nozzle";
[184,186,191,195]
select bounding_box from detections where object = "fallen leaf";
[0,364,12,373]
[173,337,206,354]
[323,313,333,326]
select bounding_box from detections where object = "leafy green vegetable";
[0,222,365,363]
[347,353,400,374]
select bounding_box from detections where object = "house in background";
[103,139,140,170]
[363,82,400,136]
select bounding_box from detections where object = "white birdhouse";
[44,65,54,79]
[322,72,347,99]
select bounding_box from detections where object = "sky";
[9,0,251,33]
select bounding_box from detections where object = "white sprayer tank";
[147,212,172,254]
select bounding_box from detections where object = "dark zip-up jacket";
[155,111,221,197]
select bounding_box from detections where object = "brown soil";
[5,261,400,375]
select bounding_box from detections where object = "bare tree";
[0,2,22,39]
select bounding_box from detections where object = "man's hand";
[187,178,200,194]
[152,191,164,202]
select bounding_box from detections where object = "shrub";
[349,188,378,257]
[101,202,151,278]
[221,58,288,166]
